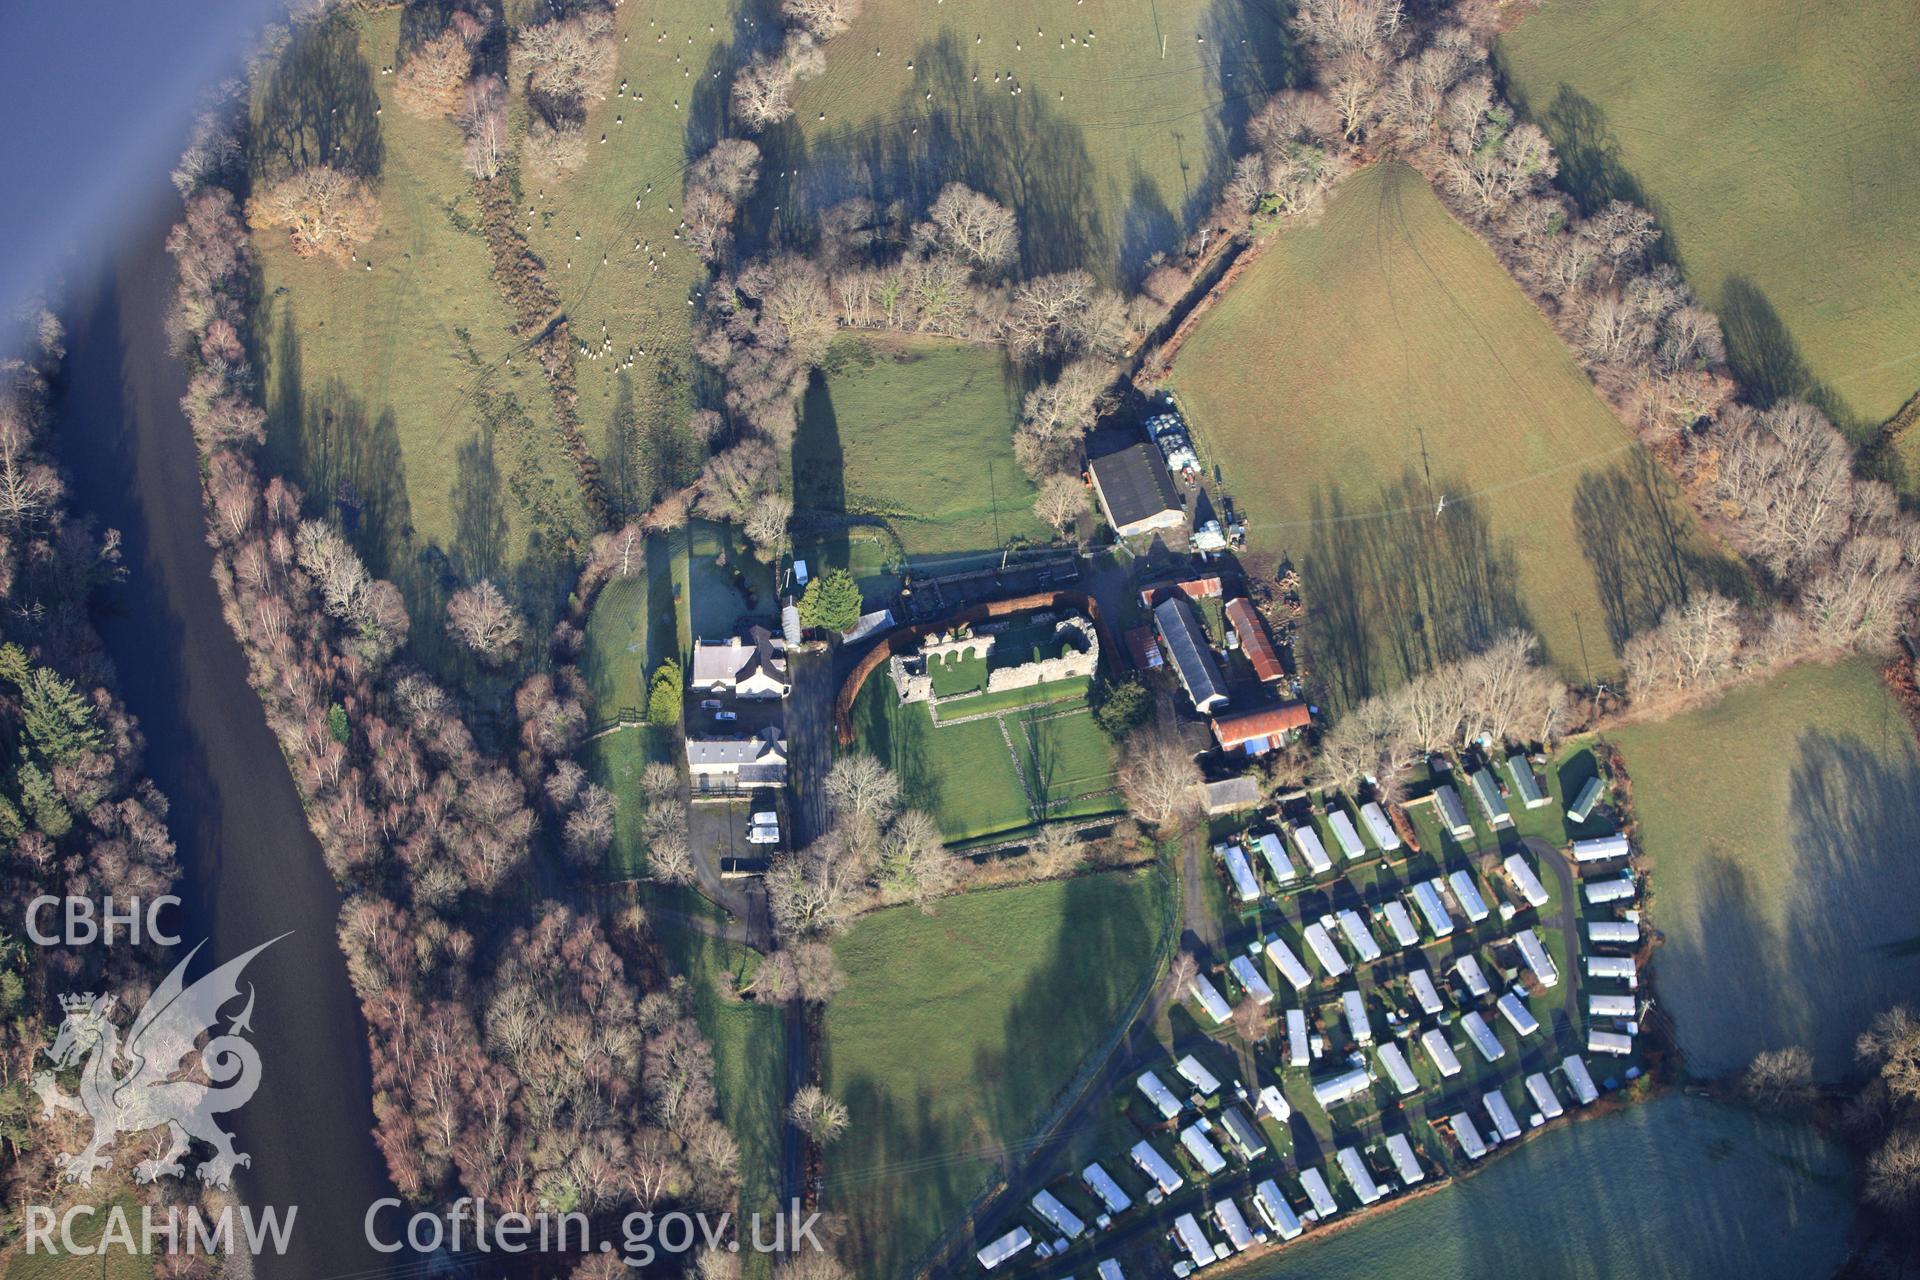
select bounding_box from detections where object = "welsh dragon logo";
[33,936,284,1188]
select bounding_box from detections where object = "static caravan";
[1137,1070,1183,1120]
[1589,1028,1635,1056]
[1287,1008,1311,1067]
[1420,1028,1463,1077]
[1562,1054,1600,1105]
[1514,929,1560,988]
[1586,954,1637,981]
[1219,1107,1269,1163]
[1571,834,1630,864]
[1498,990,1541,1037]
[1256,1084,1292,1123]
[1385,1133,1425,1186]
[1383,900,1421,949]
[1342,989,1374,1045]
[1336,1147,1384,1205]
[1290,823,1334,876]
[1265,934,1314,991]
[1361,801,1402,851]
[1434,784,1474,838]
[1177,1053,1222,1097]
[1311,1064,1373,1109]
[1189,974,1233,1024]
[1303,922,1350,978]
[1377,1042,1419,1096]
[1213,1198,1256,1253]
[1171,1213,1217,1269]
[1180,1123,1228,1177]
[1504,754,1549,808]
[1587,919,1641,946]
[976,1225,1032,1271]
[1255,832,1295,885]
[1567,775,1605,823]
[1412,880,1455,937]
[1336,909,1384,963]
[1328,809,1366,860]
[1299,1167,1340,1220]
[1449,1111,1489,1160]
[1503,853,1550,908]
[1590,993,1637,1019]
[1483,1088,1523,1142]
[1525,1072,1565,1120]
[1253,1179,1305,1240]
[1230,954,1275,1004]
[1461,1011,1506,1063]
[1097,1261,1127,1280]
[1223,844,1262,903]
[1454,954,1492,998]
[1448,870,1492,922]
[1131,1140,1184,1196]
[1468,768,1512,828]
[1408,967,1445,1016]
[1082,1162,1133,1216]
[1031,1190,1085,1240]
[1584,875,1636,905]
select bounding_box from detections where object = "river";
[54,198,398,1280]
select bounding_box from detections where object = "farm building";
[690,627,791,698]
[1342,989,1374,1045]
[1202,774,1261,815]
[1412,880,1455,937]
[1567,775,1606,823]
[1526,1072,1565,1120]
[1255,832,1296,885]
[1180,1123,1228,1176]
[1450,1112,1489,1160]
[1131,1140,1184,1196]
[1484,1089,1523,1142]
[1222,844,1261,903]
[1590,993,1638,1019]
[1514,929,1560,988]
[1153,596,1228,713]
[1585,875,1637,905]
[1571,834,1631,863]
[1498,990,1541,1037]
[1291,822,1334,876]
[1264,934,1313,991]
[1328,809,1367,860]
[1421,1028,1464,1077]
[1385,1133,1425,1186]
[1287,1008,1310,1067]
[1562,1054,1601,1105]
[1337,1147,1385,1205]
[1312,1064,1374,1109]
[1377,1042,1419,1095]
[1254,1179,1305,1240]
[1089,442,1185,538]
[1299,1167,1341,1220]
[1123,625,1164,672]
[1137,1070,1183,1121]
[1303,922,1350,977]
[1503,853,1550,908]
[1447,869,1492,922]
[1467,768,1512,828]
[1212,702,1312,755]
[1589,1028,1636,1056]
[976,1225,1032,1271]
[1171,1213,1217,1269]
[1177,1054,1222,1096]
[1083,1162,1133,1216]
[1586,954,1637,981]
[1214,1197,1256,1253]
[1219,1106,1269,1162]
[1434,784,1474,838]
[1032,1189,1085,1240]
[1189,974,1233,1024]
[1337,909,1384,963]
[1461,1011,1506,1063]
[1361,801,1402,850]
[1383,899,1421,949]
[1504,754,1549,808]
[686,727,789,791]
[1257,1084,1292,1123]
[1224,597,1286,683]
[1454,954,1492,997]
[1588,919,1641,945]
[1408,967,1445,1016]
[1230,954,1275,1005]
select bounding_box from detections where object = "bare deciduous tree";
[788,1085,851,1145]
[248,167,380,263]
[395,30,473,117]
[446,580,523,664]
[1033,471,1088,537]
[1622,593,1744,702]
[459,76,509,181]
[782,0,861,40]
[1741,1046,1815,1113]
[1118,721,1200,826]
[924,183,1019,273]
[825,754,900,842]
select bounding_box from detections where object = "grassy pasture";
[1167,162,1742,702]
[1609,659,1920,1077]
[1497,0,1920,446]
[751,0,1297,285]
[823,868,1170,1279]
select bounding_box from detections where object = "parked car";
[747,826,780,845]
[715,710,738,722]
[699,698,723,711]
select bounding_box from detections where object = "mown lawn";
[1609,659,1920,1076]
[1168,161,1742,700]
[1497,0,1920,444]
[1010,706,1122,820]
[823,868,1171,1280]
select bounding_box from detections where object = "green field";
[1168,162,1741,701]
[823,869,1170,1279]
[1498,0,1920,445]
[792,336,1042,578]
[1609,659,1920,1077]
[751,0,1295,285]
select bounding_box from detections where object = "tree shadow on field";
[1194,0,1299,226]
[251,11,384,183]
[451,422,509,582]
[1121,172,1180,293]
[686,0,778,159]
[1514,84,1654,220]
[1717,275,1854,429]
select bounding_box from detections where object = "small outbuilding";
[1224,597,1286,684]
